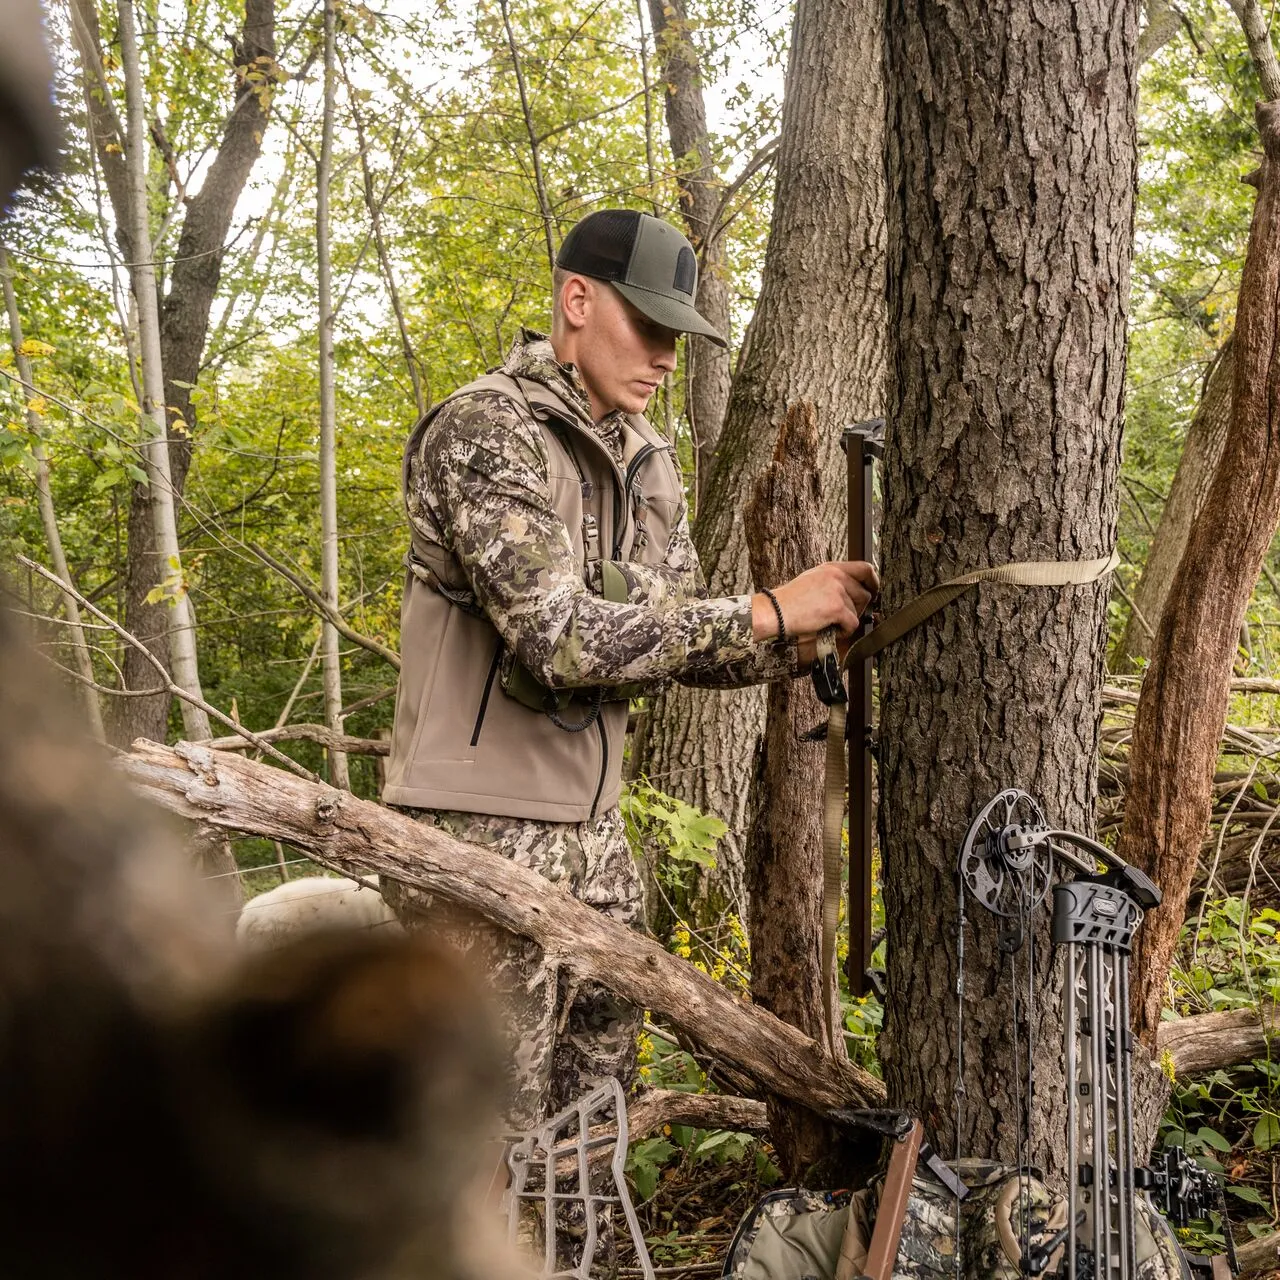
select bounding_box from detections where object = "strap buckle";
[811,649,847,707]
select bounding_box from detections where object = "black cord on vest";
[761,586,788,645]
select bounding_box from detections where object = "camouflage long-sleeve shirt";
[407,334,797,692]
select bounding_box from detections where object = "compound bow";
[955,789,1237,1280]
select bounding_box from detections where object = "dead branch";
[247,543,401,671]
[202,724,390,755]
[16,556,319,783]
[1156,1002,1278,1077]
[119,741,885,1115]
[627,1089,768,1142]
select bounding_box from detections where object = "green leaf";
[692,1129,739,1156]
[1226,1185,1268,1207]
[1196,1126,1233,1153]
[1253,1114,1279,1151]
[630,1161,658,1201]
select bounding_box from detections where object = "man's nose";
[653,340,677,373]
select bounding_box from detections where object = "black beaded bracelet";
[761,586,788,645]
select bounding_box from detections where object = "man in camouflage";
[383,209,878,1133]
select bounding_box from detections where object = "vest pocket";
[470,641,503,747]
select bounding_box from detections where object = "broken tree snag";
[1120,90,1280,1046]
[744,400,847,1180]
[120,741,885,1116]
[1156,1001,1278,1078]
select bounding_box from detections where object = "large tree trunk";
[1114,336,1235,669]
[1120,7,1280,1047]
[647,0,732,496]
[878,0,1140,1184]
[633,0,885,920]
[92,0,277,745]
[743,403,847,1181]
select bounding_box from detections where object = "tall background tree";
[68,0,278,745]
[646,0,733,497]
[633,0,886,919]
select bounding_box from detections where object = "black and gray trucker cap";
[556,210,727,348]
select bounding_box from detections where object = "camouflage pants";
[383,806,645,1132]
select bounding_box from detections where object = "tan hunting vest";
[382,371,685,822]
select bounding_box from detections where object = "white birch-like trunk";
[317,0,349,790]
[116,0,210,742]
[1,246,105,741]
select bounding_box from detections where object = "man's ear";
[558,273,593,331]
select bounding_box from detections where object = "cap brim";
[612,281,728,349]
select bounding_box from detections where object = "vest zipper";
[540,404,659,561]
[470,642,503,747]
[590,717,609,820]
[617,442,661,558]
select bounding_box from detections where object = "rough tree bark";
[879,0,1140,1183]
[70,0,277,745]
[633,0,885,919]
[119,740,885,1115]
[647,0,732,495]
[1115,336,1235,669]
[1120,4,1280,1048]
[743,402,846,1180]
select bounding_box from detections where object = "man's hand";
[752,561,879,643]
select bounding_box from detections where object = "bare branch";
[202,723,389,756]
[498,0,556,273]
[14,557,319,783]
[247,542,401,671]
[1156,1001,1278,1076]
[704,135,779,255]
[626,1088,767,1141]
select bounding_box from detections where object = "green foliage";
[1160,900,1278,1233]
[1,0,783,793]
[837,827,885,1074]
[623,779,728,884]
[1170,900,1280,1014]
[626,1109,776,1207]
[1118,3,1267,642]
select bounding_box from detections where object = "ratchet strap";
[815,551,1120,1055]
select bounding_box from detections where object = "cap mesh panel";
[673,245,696,296]
[556,209,640,280]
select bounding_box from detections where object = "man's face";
[570,281,679,418]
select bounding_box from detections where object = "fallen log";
[1156,1002,1278,1078]
[627,1089,768,1141]
[1236,1229,1280,1276]
[120,740,885,1116]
